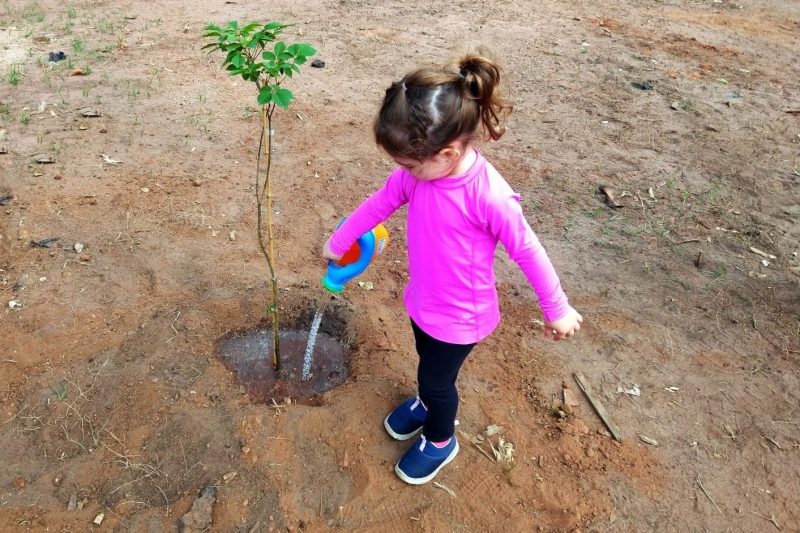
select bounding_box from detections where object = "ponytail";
[374,48,512,160]
[454,51,510,141]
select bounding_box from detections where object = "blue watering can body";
[322,224,388,293]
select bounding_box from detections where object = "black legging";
[411,320,476,442]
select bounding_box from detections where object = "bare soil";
[1,0,798,531]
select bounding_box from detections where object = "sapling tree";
[203,21,316,372]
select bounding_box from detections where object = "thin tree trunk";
[257,105,280,371]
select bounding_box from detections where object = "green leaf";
[241,22,260,35]
[272,86,294,108]
[262,51,275,61]
[257,86,273,105]
[296,43,316,57]
[231,53,245,68]
[274,41,286,56]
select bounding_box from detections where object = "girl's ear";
[438,144,461,162]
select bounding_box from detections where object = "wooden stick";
[696,475,723,515]
[573,373,623,441]
[749,511,781,530]
[433,481,456,497]
[472,442,495,462]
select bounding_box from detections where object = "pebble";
[53,473,63,486]
[67,493,77,511]
[93,513,104,525]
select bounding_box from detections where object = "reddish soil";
[1,0,798,531]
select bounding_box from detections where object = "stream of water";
[301,305,325,381]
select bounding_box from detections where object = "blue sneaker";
[395,435,459,485]
[384,396,427,441]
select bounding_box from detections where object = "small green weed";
[585,206,605,218]
[49,381,68,401]
[19,109,30,125]
[705,263,726,281]
[7,65,21,85]
[72,38,85,52]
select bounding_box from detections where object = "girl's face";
[392,142,469,181]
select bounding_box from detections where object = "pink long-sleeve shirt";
[329,152,570,344]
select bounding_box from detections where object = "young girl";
[322,49,582,485]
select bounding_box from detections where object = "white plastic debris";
[616,384,641,397]
[761,259,770,267]
[74,242,84,254]
[8,300,21,309]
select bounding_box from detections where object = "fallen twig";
[432,481,456,497]
[749,246,777,260]
[674,238,701,245]
[573,372,622,441]
[762,435,783,451]
[750,511,781,530]
[696,475,723,515]
[472,442,495,462]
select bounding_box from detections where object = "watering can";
[322,223,389,293]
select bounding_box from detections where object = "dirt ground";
[1,0,798,531]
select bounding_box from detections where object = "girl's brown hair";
[374,48,512,161]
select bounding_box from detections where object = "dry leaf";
[484,424,503,437]
[598,185,624,208]
[100,154,122,165]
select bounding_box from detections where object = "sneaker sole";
[394,440,459,485]
[383,414,422,441]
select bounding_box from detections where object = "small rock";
[17,228,29,240]
[69,69,86,76]
[178,485,216,532]
[222,471,237,483]
[99,128,107,133]
[339,450,350,468]
[241,446,250,455]
[74,242,84,254]
[191,179,202,187]
[93,513,104,525]
[53,473,63,486]
[14,477,26,489]
[311,59,325,68]
[8,300,21,309]
[140,187,150,193]
[67,493,77,511]
[48,51,66,62]
[229,230,236,241]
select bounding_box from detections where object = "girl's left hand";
[544,306,583,341]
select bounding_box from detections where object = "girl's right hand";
[322,236,343,262]
[543,306,583,341]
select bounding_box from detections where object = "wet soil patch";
[215,300,353,404]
